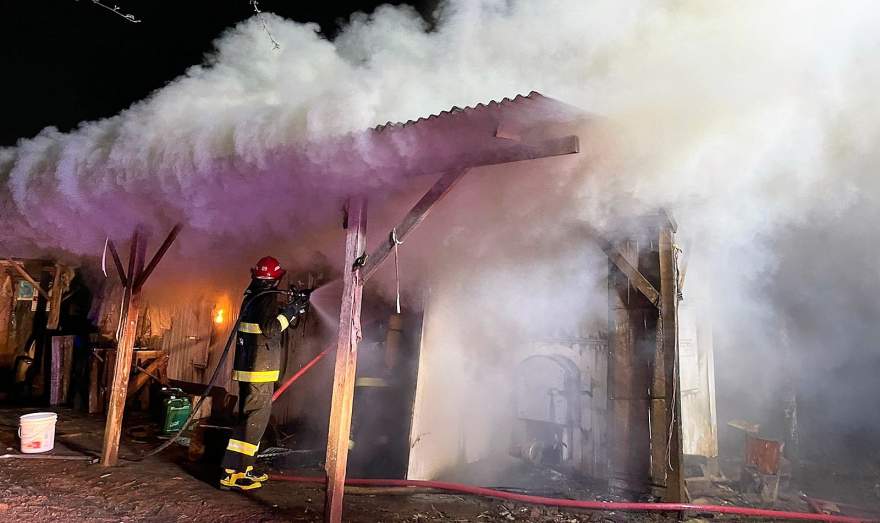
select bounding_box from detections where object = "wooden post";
[101,229,142,466]
[607,239,652,492]
[320,169,471,520]
[657,223,686,502]
[324,197,367,523]
[99,224,181,465]
[584,224,660,307]
[88,349,101,414]
[601,218,684,500]
[46,264,74,330]
[46,265,66,330]
[49,335,75,405]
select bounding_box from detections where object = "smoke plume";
[2,0,880,464]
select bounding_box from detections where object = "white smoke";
[2,0,880,461]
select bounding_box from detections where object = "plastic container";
[159,388,192,434]
[19,412,58,453]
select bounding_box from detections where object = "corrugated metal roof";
[372,91,579,133]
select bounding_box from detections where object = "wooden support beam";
[469,135,580,169]
[398,135,580,177]
[324,197,367,523]
[101,229,142,466]
[46,264,65,330]
[127,353,169,397]
[607,238,652,492]
[106,240,128,287]
[134,231,147,281]
[134,224,182,291]
[361,169,469,282]
[46,264,73,330]
[3,261,50,300]
[584,224,660,308]
[100,224,179,466]
[655,224,686,502]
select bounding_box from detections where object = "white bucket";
[18,412,58,453]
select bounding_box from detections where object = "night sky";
[1,1,434,146]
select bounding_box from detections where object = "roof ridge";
[373,91,549,133]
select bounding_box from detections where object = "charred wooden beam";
[133,224,182,292]
[106,240,128,287]
[584,224,660,308]
[361,169,469,282]
[607,238,652,491]
[324,197,368,523]
[655,223,686,502]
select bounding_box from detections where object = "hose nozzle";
[284,287,314,305]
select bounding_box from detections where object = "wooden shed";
[1,92,707,522]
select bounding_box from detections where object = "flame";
[214,308,225,325]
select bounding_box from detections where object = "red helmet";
[252,256,286,280]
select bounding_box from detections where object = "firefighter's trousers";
[221,381,273,471]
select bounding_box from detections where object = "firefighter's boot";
[220,468,262,491]
[245,465,269,482]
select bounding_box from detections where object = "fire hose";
[127,296,875,523]
[263,349,880,523]
[267,361,879,523]
[269,475,876,523]
[272,345,331,402]
[171,310,875,523]
[129,287,305,461]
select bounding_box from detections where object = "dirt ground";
[0,408,664,522]
[0,407,877,522]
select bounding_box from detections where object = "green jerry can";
[160,387,192,434]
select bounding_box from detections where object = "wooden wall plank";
[49,335,75,405]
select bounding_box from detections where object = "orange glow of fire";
[214,308,225,325]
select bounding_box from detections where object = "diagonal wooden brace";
[583,223,660,308]
[127,353,170,397]
[361,169,470,282]
[3,261,50,300]
[106,240,128,287]
[134,224,182,292]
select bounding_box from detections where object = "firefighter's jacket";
[233,288,294,383]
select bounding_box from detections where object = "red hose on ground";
[272,346,331,402]
[270,474,876,523]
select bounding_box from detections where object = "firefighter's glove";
[280,301,307,321]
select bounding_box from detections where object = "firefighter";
[220,256,308,491]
